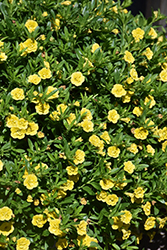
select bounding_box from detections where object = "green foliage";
[0,0,167,249]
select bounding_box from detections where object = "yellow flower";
[38,68,52,79]
[100,131,110,144]
[143,47,153,60]
[35,163,48,172]
[77,234,98,247]
[148,27,157,39]
[83,57,94,74]
[134,187,145,199]
[44,208,59,222]
[6,115,19,128]
[0,160,3,171]
[112,216,123,230]
[42,11,48,17]
[11,127,26,139]
[35,102,50,115]
[100,178,114,190]
[134,127,148,140]
[37,131,45,138]
[146,145,155,155]
[77,220,87,235]
[124,50,135,63]
[28,74,41,85]
[81,108,92,120]
[16,237,30,250]
[67,113,76,125]
[25,20,38,33]
[0,221,14,236]
[48,219,63,236]
[73,149,85,165]
[112,28,119,34]
[32,214,47,228]
[161,63,167,70]
[157,217,167,229]
[142,201,151,216]
[15,188,21,194]
[11,88,25,100]
[115,176,127,190]
[122,91,134,103]
[130,68,138,80]
[74,101,80,106]
[23,173,38,190]
[162,140,167,152]
[124,161,135,174]
[39,34,46,40]
[111,84,126,98]
[105,194,119,206]
[96,190,108,202]
[57,103,68,114]
[71,72,85,86]
[17,118,28,130]
[120,210,132,224]
[132,107,143,117]
[153,10,158,18]
[157,35,163,43]
[0,52,7,61]
[53,18,60,31]
[44,61,50,68]
[112,6,118,13]
[91,43,101,53]
[107,109,120,123]
[144,95,156,108]
[159,70,167,82]
[156,127,167,142]
[55,238,68,250]
[144,217,156,230]
[61,1,71,5]
[61,180,74,191]
[132,28,145,42]
[22,38,38,54]
[66,165,78,175]
[127,143,138,154]
[0,206,14,221]
[0,40,4,47]
[26,122,39,136]
[120,117,131,123]
[107,146,120,158]
[89,134,101,147]
[27,195,33,202]
[33,199,39,206]
[46,86,59,99]
[122,229,131,240]
[126,77,134,84]
[80,119,94,132]
[50,111,60,121]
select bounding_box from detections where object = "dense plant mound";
[0,0,167,249]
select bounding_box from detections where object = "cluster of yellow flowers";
[6,114,39,139]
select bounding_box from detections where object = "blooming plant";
[0,0,167,249]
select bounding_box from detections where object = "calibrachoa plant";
[1,0,167,249]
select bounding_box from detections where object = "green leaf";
[110,168,120,175]
[154,206,159,216]
[82,186,95,195]
[28,138,34,151]
[112,243,121,250]
[60,194,75,205]
[90,182,100,190]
